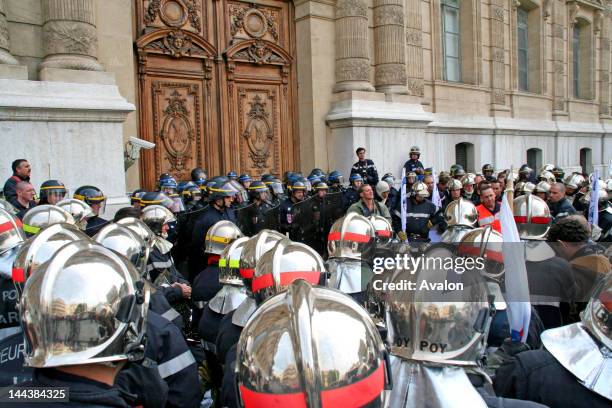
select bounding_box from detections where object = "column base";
[333,81,375,93]
[375,84,408,95]
[40,55,103,72]
[0,64,28,80]
[39,68,116,85]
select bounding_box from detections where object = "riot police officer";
[245,180,272,234]
[38,180,67,205]
[482,163,495,181]
[73,185,108,236]
[279,180,306,238]
[343,173,363,210]
[328,170,345,193]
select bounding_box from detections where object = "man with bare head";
[14,181,36,219]
[549,182,576,220]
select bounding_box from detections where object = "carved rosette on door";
[240,92,278,172]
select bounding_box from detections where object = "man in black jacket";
[3,159,31,206]
[350,147,379,186]
[549,182,576,220]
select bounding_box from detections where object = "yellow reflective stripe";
[218,259,227,267]
[73,194,84,200]
[40,186,65,190]
[229,259,240,268]
[23,224,40,234]
[205,234,231,244]
[73,194,106,202]
[140,199,162,205]
[208,187,233,193]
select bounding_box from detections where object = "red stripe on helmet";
[238,363,385,408]
[327,231,371,243]
[0,221,16,234]
[240,268,254,279]
[458,244,504,263]
[321,363,385,407]
[12,267,25,283]
[514,216,551,224]
[252,272,321,293]
[375,229,391,237]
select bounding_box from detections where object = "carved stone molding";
[407,78,424,96]
[375,64,407,86]
[0,0,18,65]
[594,10,604,34]
[568,1,580,26]
[335,59,370,82]
[41,0,103,71]
[542,0,551,21]
[336,0,368,18]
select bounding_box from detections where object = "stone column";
[40,0,103,71]
[373,0,407,93]
[405,0,423,96]
[490,0,506,109]
[0,0,18,65]
[596,11,610,117]
[551,0,568,115]
[334,0,374,92]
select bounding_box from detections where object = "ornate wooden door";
[135,0,298,189]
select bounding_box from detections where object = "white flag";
[431,167,442,210]
[401,168,407,241]
[588,170,600,227]
[499,194,531,343]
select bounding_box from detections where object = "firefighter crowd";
[0,146,610,407]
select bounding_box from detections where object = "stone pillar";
[334,0,374,92]
[551,0,568,115]
[405,0,423,96]
[596,11,610,117]
[373,0,407,94]
[40,0,103,71]
[490,0,506,109]
[0,0,18,65]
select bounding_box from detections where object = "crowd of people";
[0,149,610,408]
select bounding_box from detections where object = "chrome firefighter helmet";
[460,173,476,187]
[236,279,389,408]
[541,272,612,400]
[410,145,421,156]
[448,179,463,191]
[0,198,18,216]
[413,182,430,198]
[458,227,505,280]
[444,198,478,228]
[56,198,94,230]
[141,205,175,236]
[534,181,551,195]
[538,171,556,185]
[327,213,376,261]
[370,215,393,244]
[540,164,555,173]
[116,217,155,250]
[94,223,149,277]
[239,229,286,291]
[22,205,75,236]
[205,220,243,255]
[209,237,250,314]
[387,246,492,367]
[513,194,552,240]
[0,207,25,256]
[12,223,88,290]
[564,173,586,191]
[516,181,535,195]
[252,239,325,305]
[20,241,147,367]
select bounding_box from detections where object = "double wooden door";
[135,0,298,189]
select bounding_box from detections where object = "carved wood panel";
[135,0,297,189]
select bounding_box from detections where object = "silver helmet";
[515,181,535,195]
[458,227,504,280]
[252,239,325,305]
[94,223,149,277]
[387,246,492,366]
[239,229,286,292]
[55,198,94,230]
[538,171,556,185]
[236,279,389,407]
[534,181,551,195]
[513,194,552,240]
[22,205,75,236]
[564,173,586,191]
[205,220,243,255]
[12,223,89,294]
[444,198,478,228]
[412,181,430,198]
[116,217,156,250]
[460,173,476,187]
[581,272,612,351]
[21,241,147,367]
[0,207,25,256]
[209,236,249,314]
[540,164,555,173]
[141,205,175,237]
[448,179,463,191]
[0,198,18,216]
[327,213,376,261]
[370,215,393,244]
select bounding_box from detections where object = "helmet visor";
[168,197,185,213]
[270,182,284,195]
[45,189,68,205]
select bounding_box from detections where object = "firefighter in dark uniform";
[350,147,379,186]
[393,181,437,241]
[279,180,307,238]
[188,181,237,280]
[73,185,108,237]
[403,146,425,178]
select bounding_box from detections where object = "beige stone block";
[7,21,42,58]
[39,67,116,84]
[0,63,27,79]
[5,0,42,25]
[15,55,41,80]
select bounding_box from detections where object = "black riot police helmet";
[39,180,67,205]
[191,167,207,182]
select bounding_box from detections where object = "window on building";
[527,148,542,172]
[455,142,474,172]
[572,20,593,99]
[580,148,592,174]
[516,4,541,93]
[442,0,461,82]
[517,9,529,91]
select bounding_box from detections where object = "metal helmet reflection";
[205,220,243,255]
[444,198,478,228]
[239,229,286,293]
[370,215,393,244]
[21,241,147,367]
[327,213,376,261]
[0,207,25,256]
[22,205,75,236]
[513,194,552,240]
[237,279,389,407]
[581,272,612,351]
[94,224,149,278]
[209,237,250,314]
[56,199,94,230]
[116,217,156,250]
[458,227,504,280]
[141,205,176,236]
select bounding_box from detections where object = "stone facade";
[0,0,610,195]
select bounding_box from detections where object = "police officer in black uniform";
[343,173,363,211]
[350,147,379,186]
[38,180,67,205]
[246,180,272,235]
[73,185,108,237]
[279,180,307,238]
[328,170,345,193]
